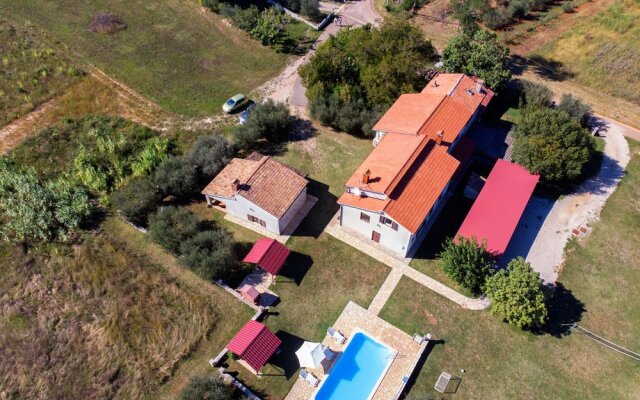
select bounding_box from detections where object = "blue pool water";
[314,332,394,400]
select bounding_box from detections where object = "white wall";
[340,205,413,256]
[205,194,282,234]
[278,188,308,232]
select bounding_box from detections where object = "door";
[371,231,381,243]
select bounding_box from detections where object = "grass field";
[0,0,291,117]
[0,230,251,400]
[0,18,81,126]
[532,0,640,106]
[381,139,640,399]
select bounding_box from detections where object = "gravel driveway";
[501,117,632,283]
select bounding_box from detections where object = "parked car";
[222,94,248,113]
[238,103,257,125]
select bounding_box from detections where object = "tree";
[520,80,553,108]
[557,93,591,127]
[0,158,91,242]
[234,100,291,150]
[180,375,234,400]
[251,8,288,45]
[439,236,495,295]
[512,105,595,183]
[442,29,511,93]
[153,156,198,198]
[148,206,201,255]
[484,257,548,330]
[179,229,236,280]
[300,0,321,19]
[185,135,234,182]
[111,177,162,226]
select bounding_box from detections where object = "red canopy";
[243,238,290,276]
[456,159,539,256]
[227,320,281,372]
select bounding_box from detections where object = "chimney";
[361,169,371,185]
[231,178,240,192]
[476,82,483,94]
[435,130,444,145]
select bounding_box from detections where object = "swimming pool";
[314,331,395,400]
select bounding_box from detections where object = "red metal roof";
[227,320,281,372]
[456,159,539,256]
[242,238,290,275]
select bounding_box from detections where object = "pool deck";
[284,301,422,400]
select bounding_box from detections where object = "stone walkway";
[325,215,490,313]
[223,195,318,244]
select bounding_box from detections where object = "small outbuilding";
[456,159,539,256]
[237,284,261,304]
[243,238,291,277]
[227,320,281,375]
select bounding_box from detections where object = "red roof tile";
[383,141,460,233]
[372,93,445,134]
[456,159,539,255]
[242,238,290,275]
[227,320,281,372]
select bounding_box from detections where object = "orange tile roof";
[383,141,460,233]
[337,192,389,212]
[345,133,424,194]
[202,153,308,219]
[239,157,308,218]
[421,73,464,95]
[372,93,445,134]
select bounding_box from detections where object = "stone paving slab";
[325,213,489,311]
[223,195,318,244]
[368,269,403,315]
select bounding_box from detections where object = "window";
[360,212,370,223]
[247,214,266,227]
[378,216,399,231]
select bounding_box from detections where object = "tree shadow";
[290,179,337,239]
[278,251,314,285]
[400,339,445,398]
[252,116,318,157]
[508,54,575,82]
[536,283,586,337]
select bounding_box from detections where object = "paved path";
[325,217,490,313]
[502,118,632,283]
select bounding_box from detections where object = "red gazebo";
[242,238,291,276]
[227,320,281,374]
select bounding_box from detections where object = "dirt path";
[502,117,632,283]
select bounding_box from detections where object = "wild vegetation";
[233,99,292,151]
[533,0,640,107]
[450,0,573,30]
[0,18,82,126]
[301,17,438,136]
[180,375,242,400]
[381,140,640,399]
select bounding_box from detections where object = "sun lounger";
[323,347,335,361]
[299,369,319,387]
[327,327,346,344]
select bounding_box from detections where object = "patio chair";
[327,327,346,344]
[299,369,319,387]
[323,347,335,361]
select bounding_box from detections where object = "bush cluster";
[214,3,291,46]
[451,0,554,30]
[180,375,238,400]
[234,100,292,150]
[0,158,91,242]
[148,206,237,280]
[439,236,495,295]
[300,17,438,136]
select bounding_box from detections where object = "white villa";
[337,73,494,257]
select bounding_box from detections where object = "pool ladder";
[386,351,404,360]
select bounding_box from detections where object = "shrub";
[283,0,301,12]
[148,206,201,255]
[442,29,511,93]
[180,376,234,400]
[512,105,595,184]
[0,158,91,242]
[185,135,234,182]
[484,257,548,330]
[300,0,321,18]
[179,229,237,280]
[233,5,261,31]
[153,156,198,198]
[557,93,591,127]
[131,137,171,178]
[251,8,288,45]
[520,80,553,108]
[439,236,495,295]
[111,177,162,227]
[562,1,575,13]
[234,100,291,149]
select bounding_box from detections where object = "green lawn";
[0,0,291,116]
[380,140,640,399]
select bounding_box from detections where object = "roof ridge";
[243,154,270,185]
[384,136,434,196]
